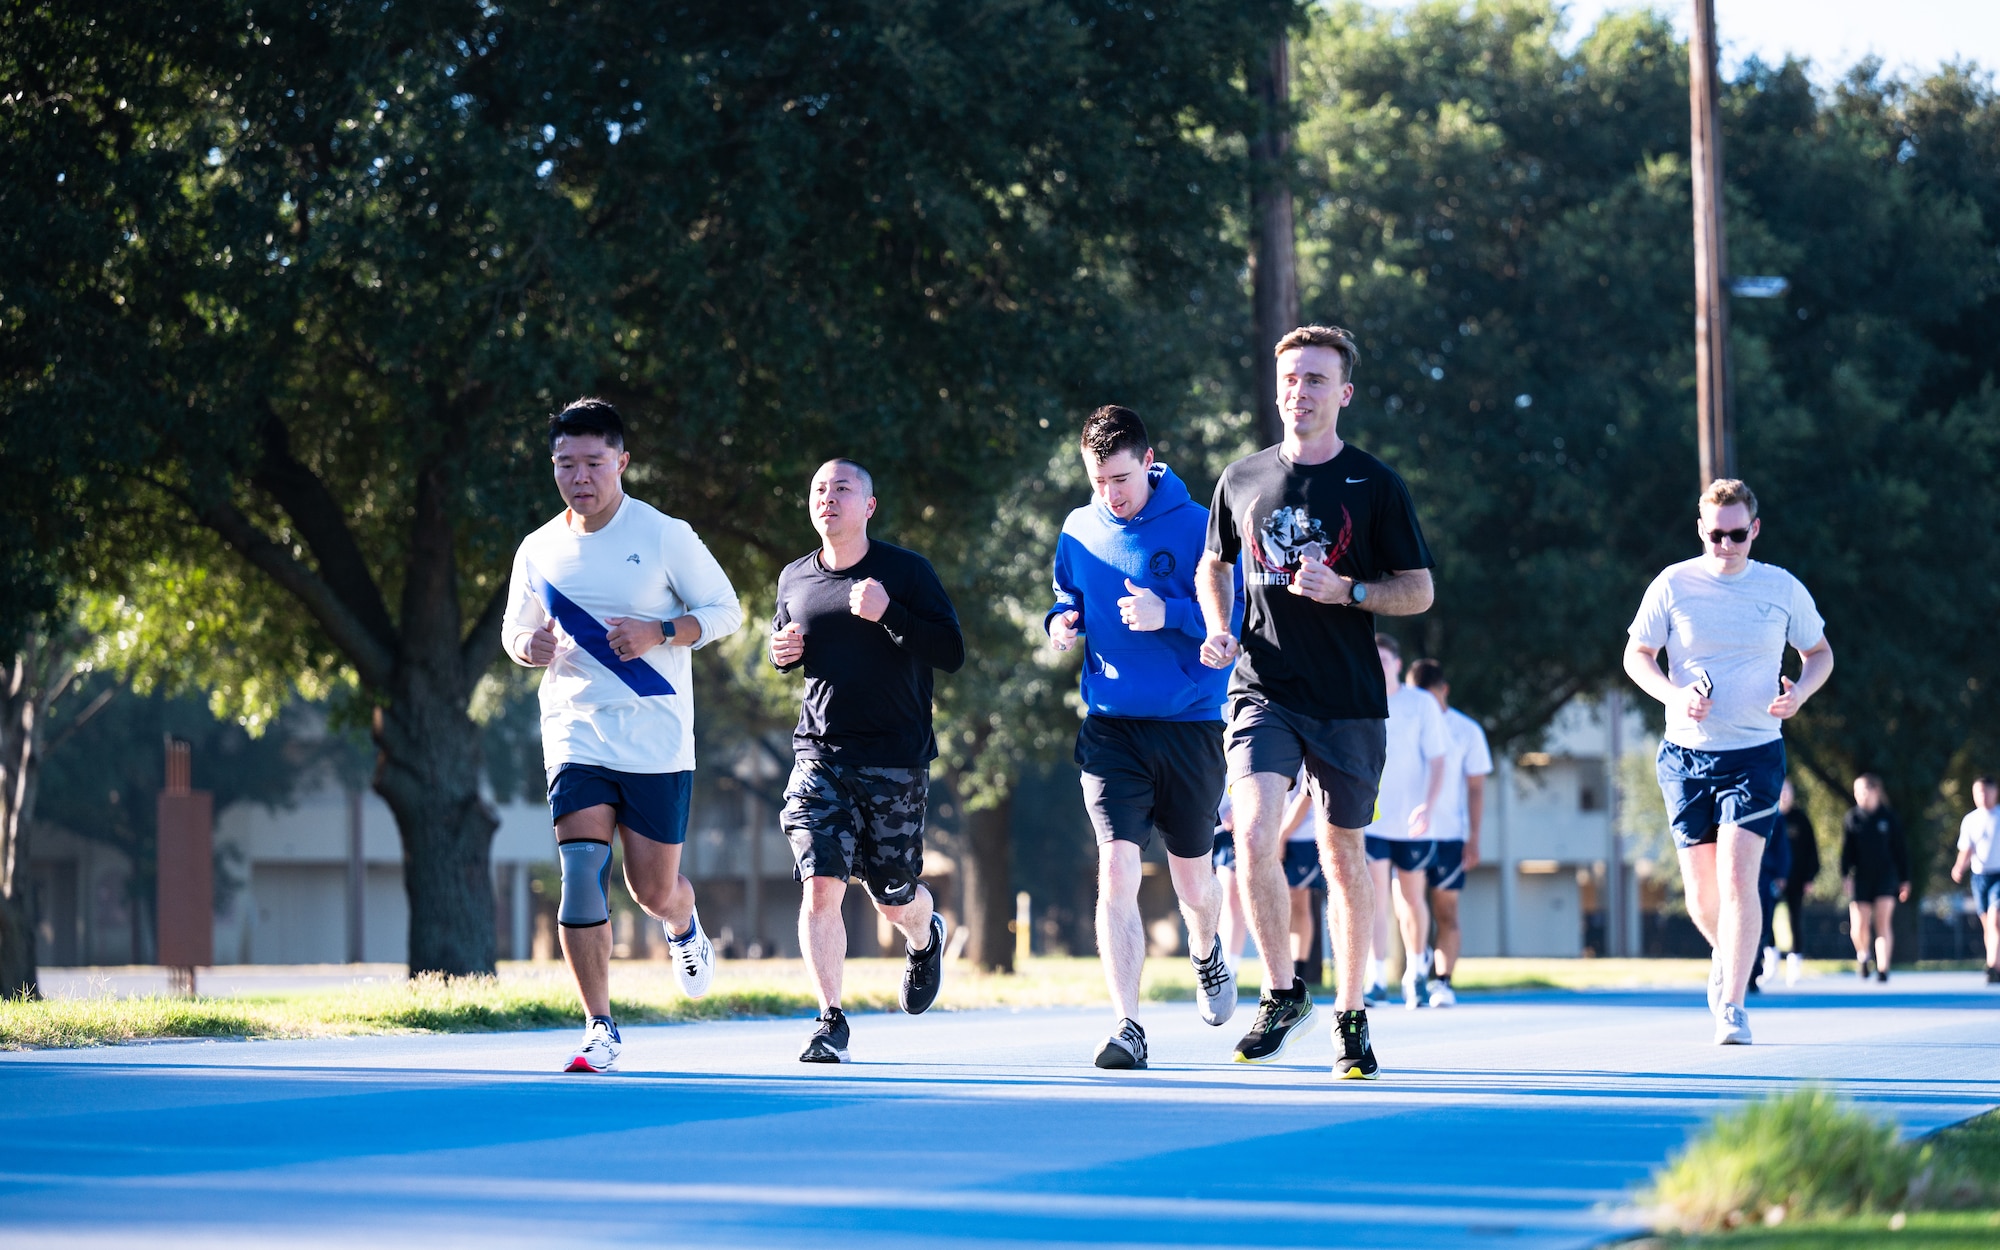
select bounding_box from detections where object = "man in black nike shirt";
[1197,325,1435,1080]
[770,459,965,1063]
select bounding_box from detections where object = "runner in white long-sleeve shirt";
[502,399,744,1072]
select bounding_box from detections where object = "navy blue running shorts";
[1970,871,2000,915]
[1212,828,1236,870]
[1282,841,1322,889]
[1655,739,1785,849]
[1365,836,1437,875]
[1427,839,1467,891]
[548,763,691,845]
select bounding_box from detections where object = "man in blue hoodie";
[1048,405,1244,1069]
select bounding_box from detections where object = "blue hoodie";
[1046,463,1244,722]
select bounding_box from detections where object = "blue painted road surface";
[2,971,1995,1248]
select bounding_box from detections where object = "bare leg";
[800,876,849,1012]
[1166,850,1222,958]
[1369,857,1393,965]
[1288,885,1313,962]
[1392,866,1431,977]
[1983,907,2000,969]
[620,831,694,933]
[873,883,936,952]
[1873,897,1896,972]
[1431,888,1463,978]
[1096,842,1146,1021]
[1715,826,1763,1007]
[1317,821,1372,1012]
[1678,842,1722,948]
[1232,773,1297,994]
[1849,899,1872,961]
[555,805,618,1020]
[1216,864,1247,964]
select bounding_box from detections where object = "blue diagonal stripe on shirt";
[526,563,676,697]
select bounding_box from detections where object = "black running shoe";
[1232,986,1316,1063]
[799,1008,850,1063]
[1333,1009,1380,1080]
[1093,1017,1148,1070]
[1857,956,1873,980]
[1876,969,1889,983]
[901,913,946,1015]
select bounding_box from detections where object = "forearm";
[1422,757,1445,810]
[669,615,703,646]
[1793,642,1834,702]
[1623,641,1680,707]
[881,602,966,672]
[1196,555,1235,635]
[1356,567,1433,617]
[1466,780,1485,842]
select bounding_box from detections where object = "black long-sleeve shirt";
[1783,807,1821,885]
[1839,805,1910,887]
[772,540,965,767]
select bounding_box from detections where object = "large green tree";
[1293,1,2000,884]
[2,0,1286,974]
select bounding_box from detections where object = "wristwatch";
[1349,582,1369,607]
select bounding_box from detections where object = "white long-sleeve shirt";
[503,496,742,776]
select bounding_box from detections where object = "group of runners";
[504,321,1877,1077]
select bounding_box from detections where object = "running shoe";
[1714,1001,1752,1045]
[1363,981,1390,1007]
[1761,946,1779,984]
[668,907,715,999]
[1232,988,1316,1063]
[1094,1017,1148,1070]
[900,913,946,1015]
[1191,936,1238,1027]
[1401,969,1429,1011]
[1985,966,1998,985]
[799,1007,851,1064]
[1333,1009,1380,1080]
[1784,953,1802,986]
[1857,955,1873,980]
[564,1016,620,1073]
[1707,951,1725,1015]
[1425,976,1456,1008]
[1876,969,1889,983]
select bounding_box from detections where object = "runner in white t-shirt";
[1950,775,2000,983]
[502,399,744,1072]
[1363,634,1447,1008]
[1406,658,1491,1007]
[1624,478,1832,1045]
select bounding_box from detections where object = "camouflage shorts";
[780,760,928,906]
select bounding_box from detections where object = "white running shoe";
[1761,946,1779,984]
[1191,936,1238,1027]
[1714,1001,1752,1045]
[564,1017,620,1073]
[1784,952,1802,986]
[1401,970,1428,1010]
[1706,951,1725,1015]
[668,907,715,999]
[1425,977,1456,1007]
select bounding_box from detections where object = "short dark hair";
[1374,632,1401,658]
[1080,405,1150,462]
[548,397,626,453]
[1975,775,1998,790]
[1408,658,1445,690]
[1275,324,1360,384]
[817,457,874,496]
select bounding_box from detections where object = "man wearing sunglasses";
[1624,478,1834,1045]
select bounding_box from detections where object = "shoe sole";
[1335,1063,1380,1080]
[1231,1009,1318,1064]
[799,1047,850,1064]
[1716,1033,1752,1045]
[1093,1049,1146,1070]
[564,1055,615,1073]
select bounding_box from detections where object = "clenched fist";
[521,620,559,666]
[1049,609,1081,652]
[850,577,890,622]
[771,621,805,667]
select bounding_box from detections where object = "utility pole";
[1249,33,1300,450]
[1690,0,1734,487]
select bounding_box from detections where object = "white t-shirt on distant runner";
[1960,807,1999,876]
[1431,706,1494,843]
[1367,684,1448,841]
[503,496,743,777]
[1627,557,1824,752]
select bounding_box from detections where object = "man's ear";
[1143,447,1156,469]
[866,496,878,519]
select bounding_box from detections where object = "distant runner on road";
[771,459,965,1063]
[1407,657,1492,1008]
[1624,477,1833,1045]
[1951,776,2000,985]
[1198,324,1437,1080]
[1046,405,1245,1069]
[503,398,745,1073]
[1841,774,1910,983]
[1363,634,1446,1010]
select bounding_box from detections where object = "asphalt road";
[3,971,1996,1249]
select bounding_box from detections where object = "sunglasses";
[1704,527,1752,544]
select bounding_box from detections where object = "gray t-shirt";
[1628,558,1825,752]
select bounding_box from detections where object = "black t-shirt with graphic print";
[1205,443,1433,721]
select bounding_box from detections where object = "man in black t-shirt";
[1198,325,1435,1080]
[770,459,966,1062]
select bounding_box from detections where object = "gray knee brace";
[557,840,612,928]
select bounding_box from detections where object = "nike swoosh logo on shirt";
[1345,477,1367,484]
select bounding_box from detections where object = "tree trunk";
[958,794,1015,973]
[1,633,83,1000]
[1249,32,1299,450]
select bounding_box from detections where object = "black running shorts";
[1225,694,1386,831]
[1076,716,1226,861]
